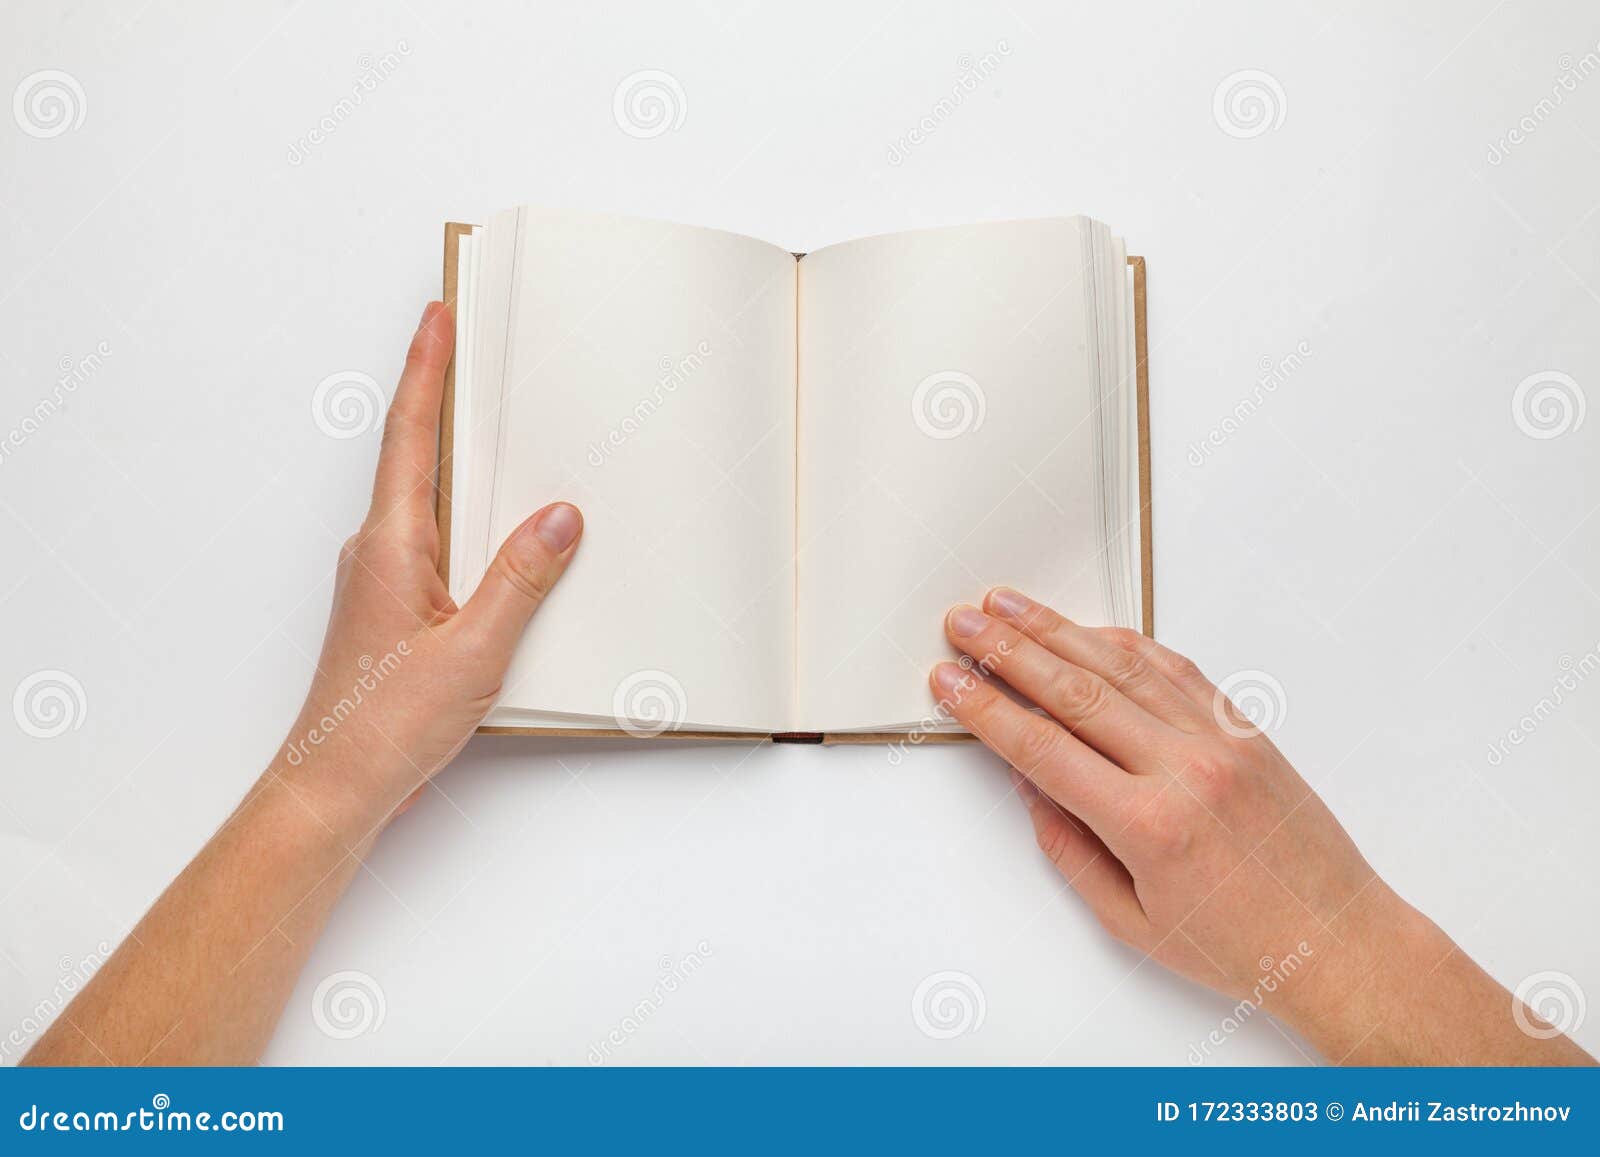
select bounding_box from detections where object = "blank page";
[481,208,798,730]
[796,219,1113,731]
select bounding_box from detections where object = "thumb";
[454,502,583,669]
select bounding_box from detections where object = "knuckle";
[1135,795,1195,858]
[1097,630,1150,687]
[1049,667,1112,721]
[1100,626,1145,652]
[493,542,556,604]
[1013,719,1065,771]
[338,533,362,568]
[1162,649,1207,686]
[1180,749,1236,805]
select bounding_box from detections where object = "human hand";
[931,589,1593,1065]
[276,302,583,836]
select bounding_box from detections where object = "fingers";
[944,604,1178,771]
[931,662,1131,839]
[369,302,455,530]
[983,588,1212,727]
[1011,771,1148,943]
[452,503,583,671]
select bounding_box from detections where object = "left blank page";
[456,208,798,731]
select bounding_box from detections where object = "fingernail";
[532,502,582,551]
[418,302,439,329]
[948,604,988,638]
[932,661,967,695]
[988,587,1031,617]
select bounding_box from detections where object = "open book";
[439,209,1151,741]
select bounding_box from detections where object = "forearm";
[1284,889,1595,1066]
[23,766,377,1066]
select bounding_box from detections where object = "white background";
[3,0,1598,1065]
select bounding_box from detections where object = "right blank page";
[796,218,1128,731]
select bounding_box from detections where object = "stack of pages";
[442,208,1149,739]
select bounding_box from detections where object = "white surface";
[2,0,1598,1065]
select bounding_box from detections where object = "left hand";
[276,302,584,837]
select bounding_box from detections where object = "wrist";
[1275,883,1446,1062]
[265,730,421,845]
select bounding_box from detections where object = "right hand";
[932,588,1594,1065]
